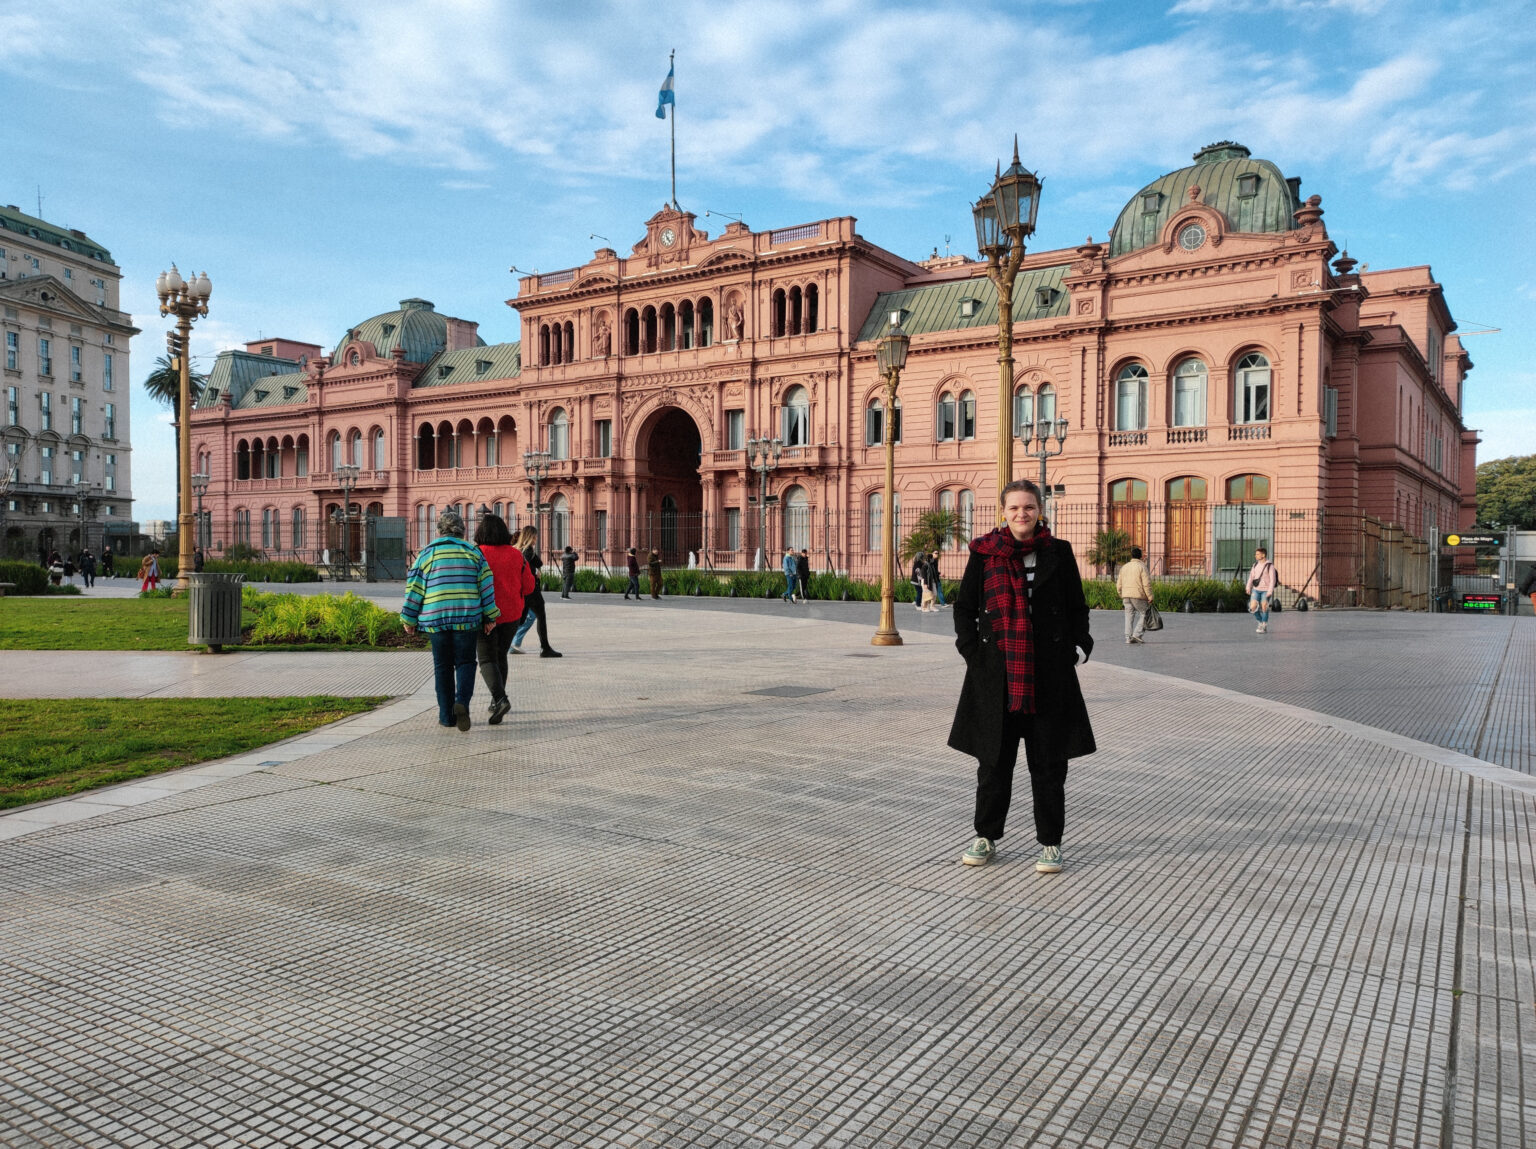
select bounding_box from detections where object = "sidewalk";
[1,605,1532,1146]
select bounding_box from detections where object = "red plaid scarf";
[971,525,1054,713]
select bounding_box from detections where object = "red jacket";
[478,544,536,622]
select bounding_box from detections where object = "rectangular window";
[103,353,113,391]
[296,445,308,476]
[38,338,51,376]
[71,396,83,434]
[868,492,882,551]
[70,449,83,484]
[40,445,53,485]
[103,402,115,439]
[292,507,306,548]
[1324,386,1339,438]
[104,504,115,516]
[726,410,744,450]
[725,507,741,551]
[866,402,883,446]
[105,453,116,491]
[594,509,608,550]
[261,509,273,549]
[40,391,52,431]
[937,396,956,442]
[4,331,15,370]
[959,394,976,440]
[595,419,612,458]
[5,385,15,425]
[70,345,82,382]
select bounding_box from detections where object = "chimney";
[444,317,480,351]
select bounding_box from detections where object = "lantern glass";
[972,194,1001,253]
[1055,417,1069,442]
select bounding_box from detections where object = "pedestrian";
[921,552,942,612]
[62,554,76,586]
[193,547,205,573]
[559,545,578,598]
[1245,546,1278,634]
[796,548,812,602]
[473,513,535,725]
[48,554,64,586]
[400,508,500,731]
[624,547,641,600]
[138,550,161,592]
[931,551,948,608]
[1116,546,1153,644]
[910,552,925,611]
[950,478,1096,873]
[648,549,664,599]
[101,546,115,578]
[511,526,562,657]
[79,548,96,589]
[781,549,797,602]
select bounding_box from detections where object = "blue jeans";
[934,578,946,606]
[429,628,479,724]
[513,607,536,647]
[1251,590,1270,623]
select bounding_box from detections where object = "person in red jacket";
[474,514,536,725]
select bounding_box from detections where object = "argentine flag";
[655,63,675,119]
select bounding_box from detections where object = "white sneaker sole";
[962,854,992,866]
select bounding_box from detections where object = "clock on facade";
[1178,223,1207,251]
[659,227,676,247]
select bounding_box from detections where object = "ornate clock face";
[1179,223,1207,251]
[659,227,677,247]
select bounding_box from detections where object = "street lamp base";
[871,629,904,646]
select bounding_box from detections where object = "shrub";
[0,561,50,596]
[245,591,408,646]
[1084,577,1247,612]
[203,559,320,582]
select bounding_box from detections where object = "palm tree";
[1087,528,1134,576]
[144,353,208,514]
[900,509,968,564]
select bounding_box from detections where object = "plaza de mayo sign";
[1443,532,1503,547]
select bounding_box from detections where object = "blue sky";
[5,0,1533,519]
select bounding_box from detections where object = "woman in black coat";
[949,479,1095,873]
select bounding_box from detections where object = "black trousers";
[974,710,1068,846]
[476,622,515,702]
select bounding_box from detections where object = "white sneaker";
[1257,621,1267,634]
[1036,845,1063,873]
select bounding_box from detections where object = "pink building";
[191,143,1474,603]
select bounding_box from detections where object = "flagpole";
[669,49,678,209]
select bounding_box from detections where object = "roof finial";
[1012,134,1021,165]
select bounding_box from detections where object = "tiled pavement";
[1,602,1533,1146]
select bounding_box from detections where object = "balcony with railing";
[1228,424,1272,441]
[1108,430,1148,447]
[1165,427,1209,445]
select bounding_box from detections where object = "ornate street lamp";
[334,462,360,581]
[76,478,91,557]
[746,435,783,571]
[973,138,1042,510]
[872,313,910,647]
[1018,415,1068,523]
[156,264,212,591]
[523,449,551,546]
[190,471,210,554]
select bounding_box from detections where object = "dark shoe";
[454,703,471,732]
[488,697,510,725]
[540,649,563,658]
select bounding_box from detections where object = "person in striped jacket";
[401,509,500,731]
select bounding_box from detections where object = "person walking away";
[950,479,1096,874]
[648,549,664,599]
[101,546,115,579]
[401,509,499,731]
[931,551,948,608]
[1116,546,1154,643]
[559,545,578,598]
[922,552,943,612]
[1246,547,1278,634]
[624,547,641,600]
[79,548,96,589]
[473,513,535,725]
[796,548,812,602]
[781,549,798,602]
[910,552,925,611]
[511,526,561,657]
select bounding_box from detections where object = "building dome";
[1108,142,1301,258]
[336,298,484,364]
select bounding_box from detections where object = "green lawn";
[0,696,386,809]
[0,596,234,650]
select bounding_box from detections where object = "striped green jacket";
[400,536,499,632]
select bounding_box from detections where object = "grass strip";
[0,597,239,651]
[0,696,385,809]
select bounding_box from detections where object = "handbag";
[1143,603,1163,632]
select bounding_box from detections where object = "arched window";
[939,489,956,547]
[1013,386,1034,437]
[804,284,819,334]
[348,430,363,466]
[264,438,280,479]
[936,392,957,442]
[660,303,676,352]
[867,491,882,551]
[782,484,809,550]
[1109,478,1149,551]
[1166,477,1208,575]
[1172,358,1207,427]
[236,440,250,481]
[295,435,309,477]
[781,385,810,446]
[328,431,342,471]
[1115,364,1148,431]
[624,308,640,356]
[250,439,264,480]
[958,390,977,440]
[563,321,575,363]
[661,493,679,553]
[289,506,305,549]
[416,424,434,470]
[865,395,884,446]
[548,408,569,459]
[960,489,975,541]
[1235,353,1271,423]
[549,493,569,549]
[539,323,551,366]
[1226,474,1271,503]
[698,298,714,347]
[642,306,657,354]
[234,508,251,545]
[1037,384,1057,428]
[679,299,695,349]
[788,286,803,336]
[772,289,787,337]
[416,504,429,550]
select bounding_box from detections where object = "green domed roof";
[337,298,484,364]
[1109,142,1301,258]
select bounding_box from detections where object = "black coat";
[948,536,1096,768]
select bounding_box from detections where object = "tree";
[1087,528,1134,576]
[899,509,967,564]
[1475,455,1536,530]
[143,353,208,513]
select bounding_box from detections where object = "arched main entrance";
[636,406,703,564]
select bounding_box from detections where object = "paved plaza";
[1,596,1533,1146]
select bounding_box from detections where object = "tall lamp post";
[334,462,360,581]
[523,450,551,546]
[155,264,212,591]
[872,314,910,647]
[972,139,1043,509]
[190,471,210,555]
[0,461,14,559]
[76,479,91,556]
[1018,416,1068,522]
[746,435,783,570]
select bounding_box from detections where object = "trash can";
[187,572,246,651]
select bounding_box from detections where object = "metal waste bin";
[187,572,246,651]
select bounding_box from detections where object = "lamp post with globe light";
[155,264,211,591]
[872,313,910,647]
[746,435,783,571]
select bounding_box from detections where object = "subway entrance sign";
[1443,532,1503,547]
[1461,593,1503,612]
